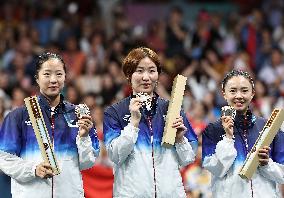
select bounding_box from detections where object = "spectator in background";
[252,79,273,118]
[258,47,284,96]
[87,32,106,69]
[187,101,208,136]
[0,70,13,97]
[146,19,166,53]
[81,92,100,111]
[108,37,124,65]
[240,9,263,71]
[101,73,121,106]
[165,6,187,58]
[107,61,126,88]
[190,10,222,60]
[103,47,198,197]
[10,87,28,110]
[76,57,103,96]
[202,48,229,81]
[62,35,86,80]
[65,83,81,105]
[202,91,222,123]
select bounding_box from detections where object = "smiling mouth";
[49,86,59,89]
[234,101,244,106]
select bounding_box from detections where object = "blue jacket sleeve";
[202,123,218,162]
[103,107,122,147]
[182,111,198,151]
[103,107,139,165]
[0,108,38,183]
[0,108,23,156]
[174,111,198,166]
[76,126,100,170]
[202,122,237,177]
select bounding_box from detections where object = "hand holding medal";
[221,106,236,120]
[221,106,236,139]
[136,92,152,111]
[75,104,93,137]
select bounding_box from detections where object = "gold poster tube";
[239,109,284,180]
[24,96,60,175]
[162,74,187,148]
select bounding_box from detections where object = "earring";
[155,81,158,87]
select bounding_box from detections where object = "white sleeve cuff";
[121,123,139,143]
[175,137,190,151]
[76,134,92,145]
[215,136,236,159]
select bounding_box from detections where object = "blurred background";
[0,0,284,197]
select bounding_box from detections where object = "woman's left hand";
[258,146,270,166]
[172,116,187,143]
[78,115,93,137]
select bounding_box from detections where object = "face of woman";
[223,76,254,114]
[131,57,159,95]
[36,58,66,99]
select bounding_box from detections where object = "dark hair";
[35,52,66,79]
[122,47,161,79]
[221,70,255,91]
[170,6,183,15]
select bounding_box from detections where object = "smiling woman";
[221,70,255,114]
[0,52,100,198]
[103,47,198,197]
[35,53,66,105]
[202,70,284,198]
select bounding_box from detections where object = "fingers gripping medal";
[136,92,152,111]
[75,104,91,120]
[221,106,236,120]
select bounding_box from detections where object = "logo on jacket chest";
[25,120,32,126]
[123,114,131,122]
[123,114,167,122]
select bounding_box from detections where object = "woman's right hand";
[221,116,234,139]
[129,97,142,127]
[35,162,54,179]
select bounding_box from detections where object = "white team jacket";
[104,96,198,198]
[203,137,284,198]
[0,135,96,198]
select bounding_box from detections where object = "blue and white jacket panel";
[202,116,284,198]
[103,96,198,198]
[0,95,100,198]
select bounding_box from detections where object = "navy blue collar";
[234,109,256,130]
[38,93,74,114]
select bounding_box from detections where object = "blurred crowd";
[0,0,284,197]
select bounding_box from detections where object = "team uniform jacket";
[103,95,198,198]
[0,94,100,198]
[202,111,284,198]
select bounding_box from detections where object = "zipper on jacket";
[243,117,254,198]
[146,116,157,198]
[51,114,55,198]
